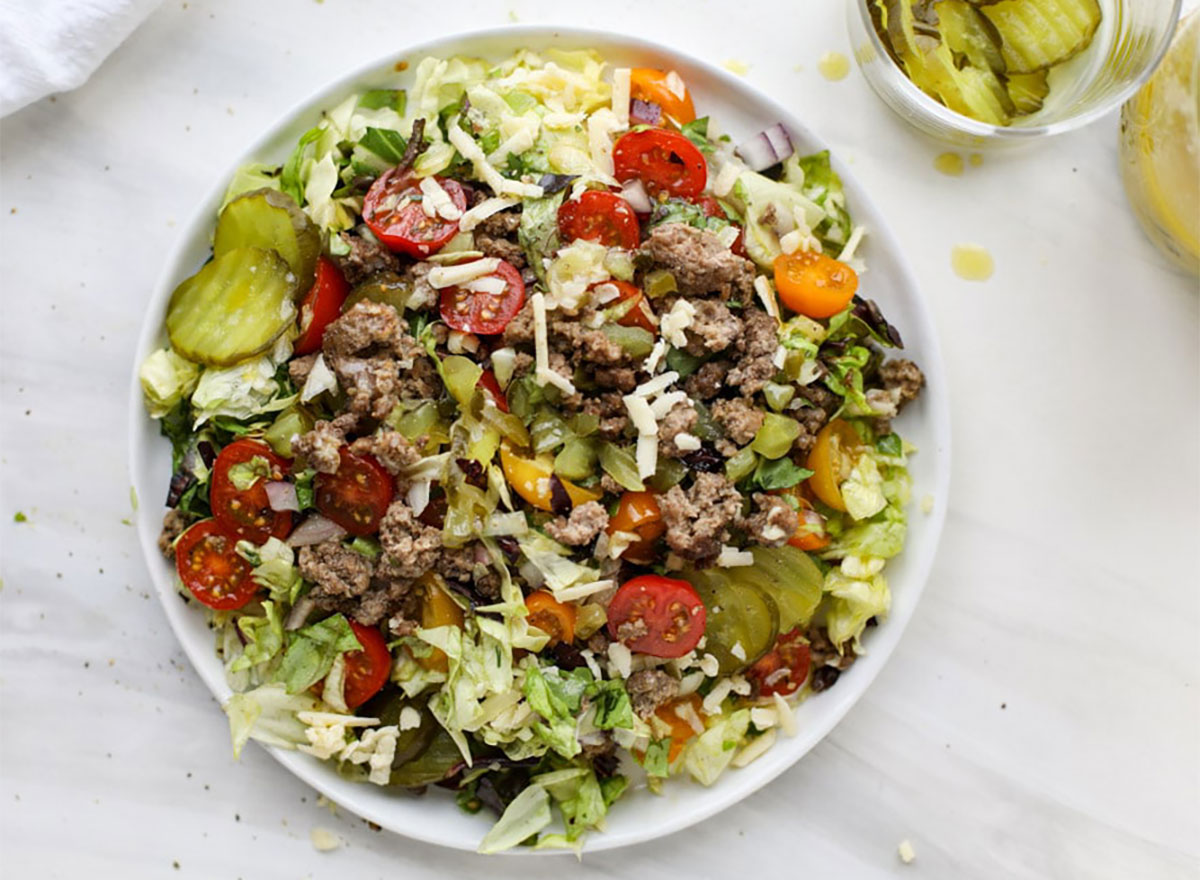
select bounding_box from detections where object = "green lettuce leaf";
[822,557,890,650]
[275,614,362,694]
[139,348,200,419]
[477,782,552,854]
[589,679,633,731]
[683,708,750,786]
[518,191,565,285]
[190,353,296,427]
[228,601,285,675]
[642,737,671,777]
[224,683,324,759]
[784,150,852,251]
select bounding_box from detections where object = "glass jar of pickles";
[1119,14,1199,276]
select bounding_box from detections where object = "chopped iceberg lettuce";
[823,556,890,650]
[139,348,200,418]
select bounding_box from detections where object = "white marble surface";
[1,1,1197,877]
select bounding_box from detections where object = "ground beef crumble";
[684,300,741,355]
[657,401,698,459]
[625,669,680,719]
[577,391,630,441]
[377,500,443,580]
[639,223,755,300]
[682,360,730,401]
[158,509,187,558]
[744,493,799,548]
[726,307,778,395]
[292,413,359,474]
[298,541,415,626]
[334,231,401,286]
[658,472,744,563]
[710,398,764,446]
[544,500,609,546]
[348,430,422,475]
[288,352,318,388]
[473,210,526,269]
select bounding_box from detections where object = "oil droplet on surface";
[934,152,964,176]
[818,52,851,81]
[968,152,984,167]
[722,59,751,77]
[951,244,994,281]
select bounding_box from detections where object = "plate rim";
[127,23,952,855]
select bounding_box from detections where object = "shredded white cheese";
[611,67,631,127]
[462,276,507,296]
[591,281,620,304]
[624,394,658,435]
[772,692,798,737]
[702,679,734,714]
[398,706,423,731]
[665,70,687,101]
[643,339,667,374]
[716,225,741,250]
[678,671,706,695]
[636,433,658,479]
[447,125,543,198]
[650,389,689,419]
[717,546,755,567]
[457,196,519,232]
[406,480,430,517]
[542,111,587,129]
[673,699,707,735]
[310,827,342,852]
[730,641,747,662]
[754,275,780,321]
[699,653,720,677]
[750,706,779,730]
[530,292,577,395]
[418,176,463,221]
[898,839,917,864]
[632,370,681,399]
[427,257,501,289]
[660,299,696,348]
[607,641,633,678]
[587,108,622,177]
[732,728,778,768]
[673,432,702,451]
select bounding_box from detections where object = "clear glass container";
[847,0,1184,147]
[1119,13,1199,275]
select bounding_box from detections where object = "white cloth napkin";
[1,0,162,117]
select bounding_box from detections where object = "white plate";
[128,25,951,854]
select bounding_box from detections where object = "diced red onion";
[265,480,299,512]
[285,596,317,631]
[286,514,347,547]
[620,178,653,214]
[630,98,662,126]
[735,123,795,172]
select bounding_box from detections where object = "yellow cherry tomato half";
[805,419,862,512]
[773,252,859,319]
[415,575,465,673]
[630,68,696,125]
[499,442,602,512]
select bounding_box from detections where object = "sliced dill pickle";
[213,188,320,294]
[1006,69,1051,115]
[342,271,413,315]
[166,246,298,366]
[686,569,779,675]
[741,545,824,633]
[983,0,1102,75]
[936,0,1006,75]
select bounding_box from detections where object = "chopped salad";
[140,49,925,852]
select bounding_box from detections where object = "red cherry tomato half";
[477,369,509,412]
[746,628,811,698]
[607,575,707,658]
[600,279,657,333]
[695,196,747,257]
[339,621,392,709]
[174,519,257,610]
[294,257,349,356]
[438,259,526,336]
[314,447,395,536]
[210,439,293,544]
[557,190,641,249]
[613,129,707,199]
[363,168,467,258]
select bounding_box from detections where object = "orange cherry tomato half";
[613,129,707,199]
[557,190,641,249]
[772,488,830,551]
[805,418,862,512]
[525,591,577,646]
[746,628,811,698]
[773,251,859,319]
[606,490,665,563]
[294,256,349,356]
[174,519,257,610]
[592,280,656,333]
[653,693,705,762]
[314,447,395,536]
[438,259,526,336]
[338,621,392,709]
[363,168,467,258]
[629,68,697,125]
[607,575,706,658]
[210,439,293,544]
